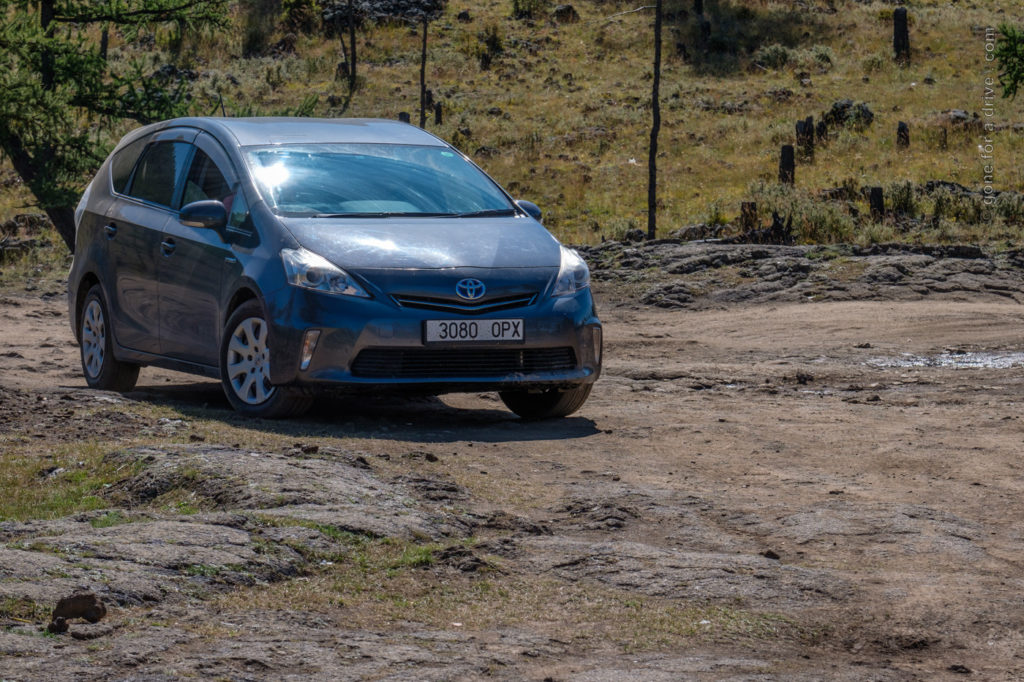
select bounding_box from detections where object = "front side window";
[128,141,192,208]
[227,190,253,233]
[182,148,234,209]
[244,144,514,218]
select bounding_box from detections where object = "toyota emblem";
[455,278,486,300]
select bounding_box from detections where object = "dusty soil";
[3,242,1024,680]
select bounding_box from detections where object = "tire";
[220,300,312,418]
[499,384,592,420]
[80,285,139,392]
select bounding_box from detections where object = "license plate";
[425,319,524,343]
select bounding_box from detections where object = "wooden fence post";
[897,121,910,148]
[796,115,815,159]
[869,187,884,221]
[779,145,795,185]
[893,8,910,63]
[740,202,758,232]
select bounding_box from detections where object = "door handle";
[160,238,176,256]
[224,256,238,264]
[103,224,117,239]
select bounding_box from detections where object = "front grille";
[391,292,537,315]
[351,347,577,379]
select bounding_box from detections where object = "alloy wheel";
[226,317,276,405]
[81,299,105,379]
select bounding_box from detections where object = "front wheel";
[80,285,139,392]
[499,385,592,420]
[220,300,312,419]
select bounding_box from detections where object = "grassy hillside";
[1,0,1022,248]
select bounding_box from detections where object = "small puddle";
[867,351,1024,369]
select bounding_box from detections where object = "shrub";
[803,45,834,72]
[703,200,728,227]
[749,181,856,244]
[477,24,504,69]
[282,0,319,33]
[887,181,918,217]
[861,53,887,73]
[931,189,950,226]
[512,0,547,20]
[753,44,792,70]
[995,193,1024,224]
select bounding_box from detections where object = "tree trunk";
[100,26,109,61]
[35,1,71,249]
[419,19,428,128]
[0,128,75,250]
[647,0,663,241]
[45,206,76,252]
[347,0,357,90]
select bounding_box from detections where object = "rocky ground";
[2,241,1024,680]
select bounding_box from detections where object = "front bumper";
[264,285,602,393]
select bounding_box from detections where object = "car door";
[157,134,238,366]
[106,129,196,354]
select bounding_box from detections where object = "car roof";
[137,117,448,148]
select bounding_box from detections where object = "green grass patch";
[0,439,144,522]
[184,563,222,577]
[89,510,134,528]
[0,595,50,622]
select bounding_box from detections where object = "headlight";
[281,248,370,298]
[551,246,591,297]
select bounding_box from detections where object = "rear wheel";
[80,285,139,392]
[220,300,312,419]
[499,384,592,419]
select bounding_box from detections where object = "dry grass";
[209,539,813,651]
[1,0,1022,248]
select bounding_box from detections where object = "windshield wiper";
[454,208,517,218]
[312,212,458,218]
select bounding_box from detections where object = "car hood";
[279,216,562,270]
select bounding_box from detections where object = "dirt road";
[2,245,1024,680]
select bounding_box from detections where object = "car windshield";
[244,143,515,217]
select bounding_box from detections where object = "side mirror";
[516,199,543,223]
[180,200,227,230]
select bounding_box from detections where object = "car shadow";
[124,380,601,443]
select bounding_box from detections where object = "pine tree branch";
[54,0,228,26]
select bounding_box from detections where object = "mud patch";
[867,351,1024,370]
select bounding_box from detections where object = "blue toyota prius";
[68,118,602,418]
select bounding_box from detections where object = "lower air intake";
[351,347,577,379]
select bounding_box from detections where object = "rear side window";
[110,135,150,194]
[128,141,192,208]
